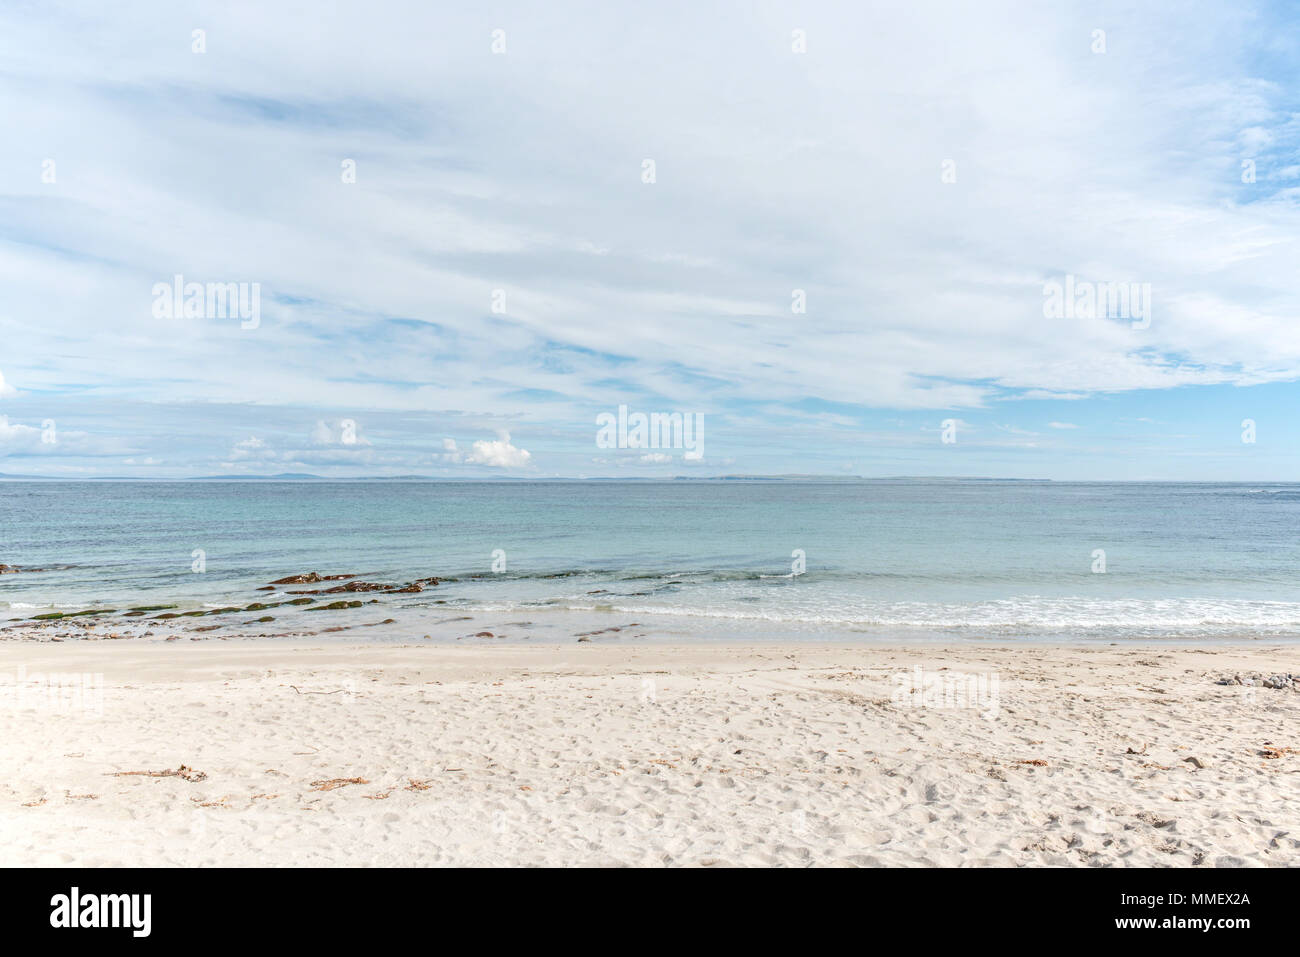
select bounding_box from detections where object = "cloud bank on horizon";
[1,1,1298,479]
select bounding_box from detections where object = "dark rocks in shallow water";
[305,600,364,612]
[285,597,314,606]
[268,572,358,585]
[320,580,391,594]
[287,579,427,595]
[0,564,21,574]
[270,573,323,585]
[31,609,113,620]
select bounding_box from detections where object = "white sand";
[1,641,1296,866]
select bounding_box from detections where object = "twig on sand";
[109,764,207,782]
[287,685,357,696]
[310,777,369,791]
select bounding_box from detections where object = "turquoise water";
[2,479,1299,640]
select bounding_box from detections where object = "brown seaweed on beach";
[310,777,369,791]
[110,764,208,783]
[1016,759,1048,767]
[190,795,230,807]
[1259,744,1297,759]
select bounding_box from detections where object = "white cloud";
[438,432,531,468]
[0,372,16,398]
[310,420,335,445]
[464,431,531,469]
[1048,422,1079,429]
[225,436,275,464]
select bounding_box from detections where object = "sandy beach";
[1,639,1296,867]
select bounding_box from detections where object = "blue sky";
[1,1,1299,479]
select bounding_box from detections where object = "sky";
[1,0,1298,480]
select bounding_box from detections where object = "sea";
[2,479,1299,642]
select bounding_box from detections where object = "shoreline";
[2,640,1296,866]
[7,580,1300,646]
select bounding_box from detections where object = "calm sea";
[2,480,1299,641]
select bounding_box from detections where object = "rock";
[304,600,363,612]
[269,572,325,585]
[1183,756,1209,769]
[1216,672,1297,690]
[0,564,21,574]
[475,631,494,638]
[267,572,358,585]
[319,581,390,594]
